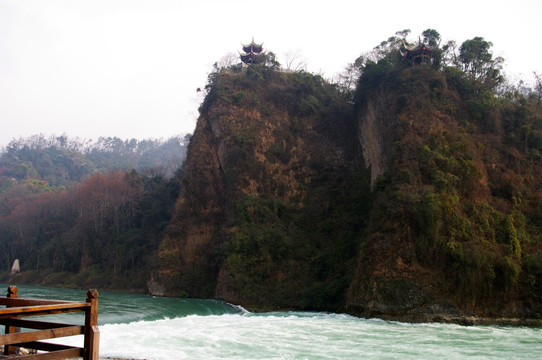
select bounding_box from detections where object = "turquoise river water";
[1,284,541,359]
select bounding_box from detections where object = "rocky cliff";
[157,66,367,309]
[157,62,542,323]
[347,64,542,321]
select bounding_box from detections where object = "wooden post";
[84,289,99,360]
[4,286,19,355]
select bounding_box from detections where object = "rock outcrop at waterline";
[157,63,542,322]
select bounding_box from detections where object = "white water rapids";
[56,312,542,359]
[3,284,541,359]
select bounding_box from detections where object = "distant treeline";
[0,134,189,289]
[0,134,191,185]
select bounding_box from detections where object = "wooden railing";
[0,286,99,360]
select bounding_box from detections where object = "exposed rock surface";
[156,65,542,324]
[358,88,403,185]
[157,68,358,306]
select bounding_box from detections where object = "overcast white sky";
[1,0,541,148]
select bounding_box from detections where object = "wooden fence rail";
[0,286,99,360]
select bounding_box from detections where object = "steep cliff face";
[156,113,227,297]
[158,66,366,308]
[358,87,403,185]
[158,61,542,321]
[347,66,445,318]
[347,64,542,320]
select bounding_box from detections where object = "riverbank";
[343,301,542,327]
[375,313,542,327]
[5,278,542,328]
[6,284,540,359]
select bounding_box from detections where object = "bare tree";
[441,40,459,67]
[282,49,307,71]
[534,72,542,106]
[216,52,239,69]
[335,55,365,93]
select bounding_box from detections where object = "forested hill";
[346,42,542,321]
[1,134,191,186]
[156,31,542,322]
[0,134,189,289]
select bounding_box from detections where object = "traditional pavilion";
[401,38,435,65]
[240,38,265,65]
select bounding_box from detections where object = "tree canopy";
[458,36,503,87]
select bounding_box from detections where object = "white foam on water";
[47,313,542,360]
[8,284,541,359]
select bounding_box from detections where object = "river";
[1,284,541,359]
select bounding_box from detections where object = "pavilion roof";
[403,38,435,54]
[242,38,263,54]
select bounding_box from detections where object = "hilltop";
[157,63,364,309]
[0,135,188,289]
[156,31,542,322]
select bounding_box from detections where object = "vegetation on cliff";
[160,30,542,319]
[347,30,542,319]
[158,62,371,310]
